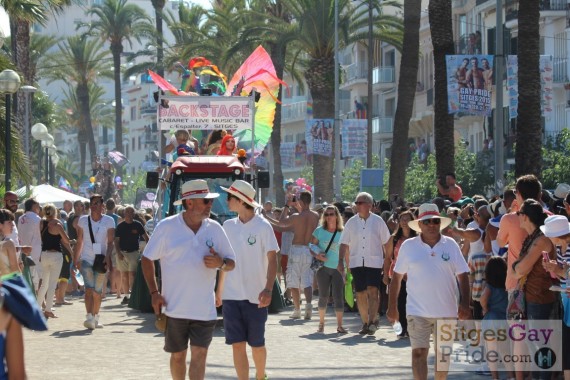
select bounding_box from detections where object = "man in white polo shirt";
[217,180,279,380]
[339,192,391,335]
[387,203,470,380]
[142,179,236,380]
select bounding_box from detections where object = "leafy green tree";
[541,129,570,189]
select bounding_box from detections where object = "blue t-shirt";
[312,227,342,269]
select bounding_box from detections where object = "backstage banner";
[507,55,553,120]
[305,119,333,157]
[446,55,494,116]
[341,119,367,158]
[158,96,253,131]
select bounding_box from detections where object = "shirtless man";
[264,191,319,319]
[435,173,463,202]
[455,58,469,89]
[466,56,485,90]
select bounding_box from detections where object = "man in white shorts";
[264,191,319,319]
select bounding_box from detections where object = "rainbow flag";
[58,176,71,191]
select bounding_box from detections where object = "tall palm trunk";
[268,41,286,205]
[152,0,166,77]
[77,83,98,172]
[306,56,335,202]
[515,1,541,177]
[388,0,420,197]
[78,130,88,176]
[12,20,32,140]
[429,0,455,177]
[111,42,123,161]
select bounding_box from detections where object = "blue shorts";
[222,300,267,347]
[80,260,106,294]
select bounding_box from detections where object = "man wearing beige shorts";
[114,206,149,305]
[387,203,470,380]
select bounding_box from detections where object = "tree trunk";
[111,42,124,176]
[268,41,286,206]
[515,1,541,177]
[389,0,421,198]
[306,56,335,202]
[429,0,455,177]
[77,83,97,168]
[13,20,32,140]
[78,130,88,177]
[153,0,166,77]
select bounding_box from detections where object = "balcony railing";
[343,62,367,83]
[373,67,395,84]
[427,88,434,107]
[506,0,568,22]
[281,101,307,123]
[372,117,394,134]
[553,57,568,83]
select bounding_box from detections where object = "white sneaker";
[83,313,95,330]
[289,309,301,319]
[304,305,313,320]
[93,314,103,328]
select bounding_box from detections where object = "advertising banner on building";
[305,119,333,157]
[446,55,494,116]
[507,55,553,120]
[341,119,367,158]
[158,96,253,132]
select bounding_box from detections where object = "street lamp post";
[0,69,22,191]
[31,123,49,183]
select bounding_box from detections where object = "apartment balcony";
[281,101,307,123]
[342,62,367,85]
[455,34,482,55]
[372,66,395,85]
[506,0,568,25]
[452,0,469,9]
[476,0,491,5]
[553,57,568,83]
[140,103,157,116]
[372,117,393,135]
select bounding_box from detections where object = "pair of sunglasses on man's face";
[421,219,441,226]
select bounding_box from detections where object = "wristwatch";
[219,258,228,271]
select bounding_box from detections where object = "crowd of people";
[1,171,570,380]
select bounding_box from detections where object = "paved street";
[24,293,481,379]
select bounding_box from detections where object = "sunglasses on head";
[354,201,369,205]
[421,218,441,225]
[323,212,336,217]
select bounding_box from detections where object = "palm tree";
[29,34,60,83]
[3,0,73,138]
[515,1,541,177]
[279,0,402,201]
[428,0,455,178]
[388,0,420,197]
[0,54,32,184]
[151,0,167,77]
[42,35,112,176]
[86,0,152,171]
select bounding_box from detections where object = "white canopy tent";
[15,184,89,209]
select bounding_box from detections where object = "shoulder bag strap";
[87,217,96,244]
[323,230,338,254]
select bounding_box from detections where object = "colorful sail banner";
[506,55,553,120]
[305,119,333,157]
[341,119,367,158]
[446,55,494,116]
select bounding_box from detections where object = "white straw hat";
[173,179,219,205]
[554,183,570,199]
[408,203,452,232]
[221,180,260,208]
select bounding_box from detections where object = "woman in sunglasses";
[512,199,556,320]
[309,206,346,334]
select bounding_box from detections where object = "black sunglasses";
[421,219,441,225]
[323,212,336,217]
[354,201,369,205]
[203,198,212,205]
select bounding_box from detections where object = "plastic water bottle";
[392,321,403,335]
[74,269,85,287]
